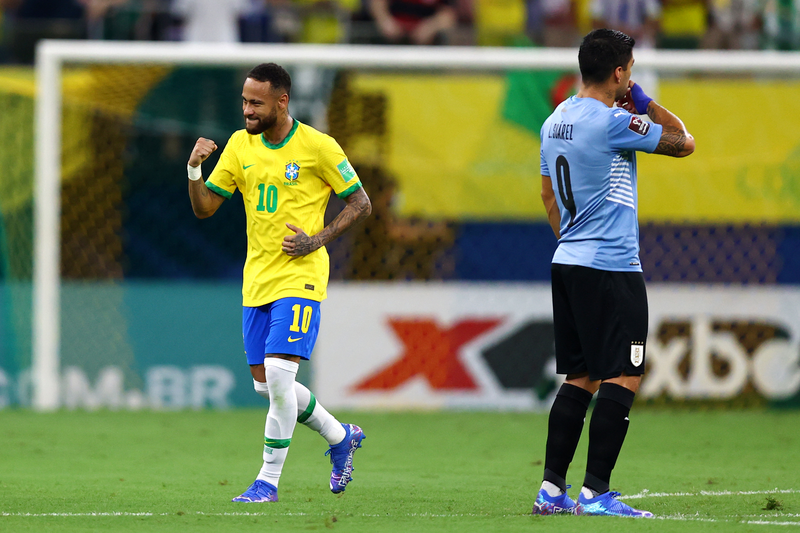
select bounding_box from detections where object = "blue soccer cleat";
[325,423,365,493]
[231,479,278,502]
[575,491,653,518]
[532,487,577,515]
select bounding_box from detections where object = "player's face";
[242,78,283,135]
[616,56,635,100]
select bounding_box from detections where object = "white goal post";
[33,39,800,410]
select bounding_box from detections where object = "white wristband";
[187,164,202,181]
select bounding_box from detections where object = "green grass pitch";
[1,408,799,532]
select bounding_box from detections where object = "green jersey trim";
[264,437,292,449]
[336,181,363,199]
[297,392,317,424]
[206,181,233,199]
[261,119,299,150]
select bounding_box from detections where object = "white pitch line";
[621,488,800,500]
[3,510,800,524]
[3,490,800,526]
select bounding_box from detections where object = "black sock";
[543,383,594,492]
[583,382,636,495]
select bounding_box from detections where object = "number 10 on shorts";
[290,304,312,333]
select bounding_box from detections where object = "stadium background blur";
[1,0,800,412]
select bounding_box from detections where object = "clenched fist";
[188,138,218,168]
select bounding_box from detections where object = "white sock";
[294,382,347,445]
[256,358,298,488]
[254,379,346,446]
[541,480,564,497]
[581,486,599,499]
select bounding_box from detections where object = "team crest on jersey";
[285,160,300,185]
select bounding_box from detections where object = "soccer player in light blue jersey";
[531,29,694,518]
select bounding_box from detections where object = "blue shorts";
[242,297,321,364]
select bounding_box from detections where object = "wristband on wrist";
[629,83,653,115]
[187,164,202,181]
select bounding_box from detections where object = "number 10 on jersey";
[257,183,278,213]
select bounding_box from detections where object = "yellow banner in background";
[351,74,543,221]
[350,73,800,223]
[639,80,800,222]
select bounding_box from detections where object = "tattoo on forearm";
[656,126,687,157]
[315,191,371,248]
[648,105,690,156]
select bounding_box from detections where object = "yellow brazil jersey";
[205,119,362,307]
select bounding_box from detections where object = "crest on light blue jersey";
[285,161,300,181]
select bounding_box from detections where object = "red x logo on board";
[352,318,501,391]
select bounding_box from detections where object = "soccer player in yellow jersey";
[186,63,372,503]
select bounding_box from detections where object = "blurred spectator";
[85,0,133,39]
[702,0,761,48]
[591,0,660,48]
[354,0,458,44]
[526,0,579,47]
[591,0,659,96]
[474,0,525,46]
[761,0,798,50]
[658,0,708,48]
[171,0,248,42]
[2,0,86,63]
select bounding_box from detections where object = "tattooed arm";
[189,180,226,219]
[187,137,227,218]
[282,187,372,257]
[647,102,695,158]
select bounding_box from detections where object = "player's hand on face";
[188,137,218,167]
[282,223,319,257]
[615,81,637,114]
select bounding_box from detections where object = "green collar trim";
[261,118,299,150]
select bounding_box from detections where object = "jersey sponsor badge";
[285,160,300,182]
[628,116,651,136]
[630,341,644,367]
[336,159,357,182]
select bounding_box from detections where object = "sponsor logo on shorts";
[628,116,650,136]
[630,341,644,367]
[288,336,303,343]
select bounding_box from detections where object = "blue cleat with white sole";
[575,491,653,518]
[532,487,577,515]
[232,479,278,502]
[325,423,365,493]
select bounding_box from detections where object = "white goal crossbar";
[33,39,800,410]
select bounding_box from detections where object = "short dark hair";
[578,29,635,85]
[246,63,291,96]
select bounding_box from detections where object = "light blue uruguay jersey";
[540,96,663,271]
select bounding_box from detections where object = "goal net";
[2,41,799,410]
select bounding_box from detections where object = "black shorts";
[551,263,648,380]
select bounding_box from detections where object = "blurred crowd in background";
[0,0,798,63]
